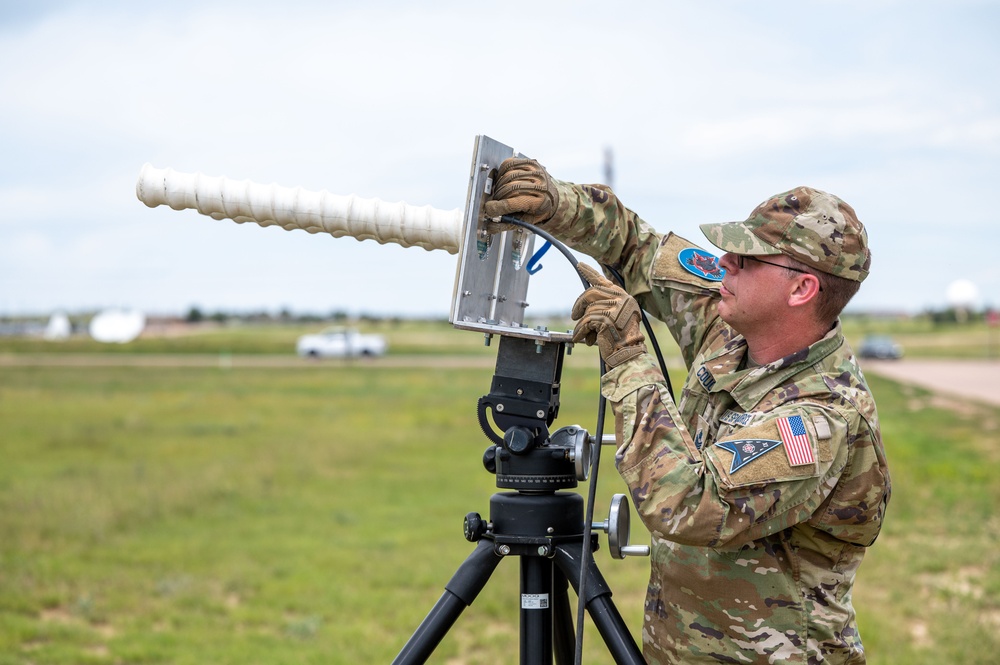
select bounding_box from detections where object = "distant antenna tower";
[603,146,614,189]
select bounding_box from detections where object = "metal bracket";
[449,135,570,342]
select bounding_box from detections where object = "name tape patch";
[720,410,757,427]
[696,366,717,391]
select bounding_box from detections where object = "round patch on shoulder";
[678,248,725,281]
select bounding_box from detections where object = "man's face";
[716,253,798,334]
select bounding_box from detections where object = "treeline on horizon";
[1,304,997,328]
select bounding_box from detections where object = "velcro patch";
[715,438,782,473]
[695,365,717,391]
[777,415,815,467]
[720,409,757,427]
[678,248,725,281]
[709,418,819,488]
[650,234,724,293]
[812,414,832,440]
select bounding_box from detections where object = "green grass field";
[1,324,998,663]
[2,313,997,359]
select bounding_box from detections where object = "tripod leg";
[551,565,576,665]
[520,556,553,665]
[393,540,503,665]
[553,544,645,665]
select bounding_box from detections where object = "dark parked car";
[858,335,903,360]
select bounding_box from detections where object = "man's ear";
[787,274,821,308]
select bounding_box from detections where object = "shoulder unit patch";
[678,248,725,281]
[715,438,783,473]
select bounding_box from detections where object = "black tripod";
[392,335,645,665]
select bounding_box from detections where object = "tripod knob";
[464,512,488,542]
[482,446,498,473]
[594,494,650,560]
[503,426,535,454]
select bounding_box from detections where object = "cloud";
[1,1,998,316]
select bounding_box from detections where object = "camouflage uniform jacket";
[542,181,891,664]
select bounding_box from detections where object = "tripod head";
[477,335,591,494]
[466,329,649,562]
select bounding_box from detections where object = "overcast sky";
[2,0,997,319]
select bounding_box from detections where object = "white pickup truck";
[296,327,388,358]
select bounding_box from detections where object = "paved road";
[862,359,1000,407]
[0,352,499,369]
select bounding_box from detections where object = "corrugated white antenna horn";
[135,164,463,254]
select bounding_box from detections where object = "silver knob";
[593,494,650,559]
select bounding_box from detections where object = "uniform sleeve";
[542,179,662,299]
[542,181,725,365]
[603,355,852,548]
[647,233,728,368]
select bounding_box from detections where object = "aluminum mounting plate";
[450,136,570,343]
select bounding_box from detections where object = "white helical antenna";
[135,164,463,254]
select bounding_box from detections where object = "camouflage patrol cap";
[700,186,871,282]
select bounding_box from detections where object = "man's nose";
[718,252,739,272]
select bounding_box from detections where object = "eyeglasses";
[737,255,822,291]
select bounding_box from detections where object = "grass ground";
[1,323,998,663]
[0,360,644,664]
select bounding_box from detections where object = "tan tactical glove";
[571,263,646,368]
[483,158,558,229]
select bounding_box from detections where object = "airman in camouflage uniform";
[485,160,891,664]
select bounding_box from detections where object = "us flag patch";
[777,415,815,467]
